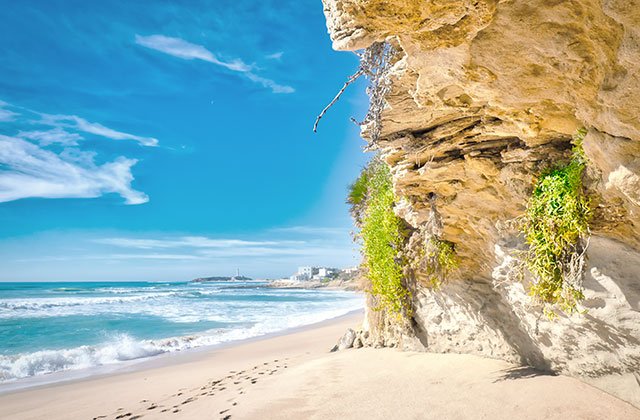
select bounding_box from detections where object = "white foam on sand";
[0,302,363,385]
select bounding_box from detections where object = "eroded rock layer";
[322,0,640,407]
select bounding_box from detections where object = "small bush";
[356,160,411,317]
[347,166,371,227]
[521,128,590,317]
[422,237,458,289]
[348,170,369,207]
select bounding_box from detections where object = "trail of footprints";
[93,358,289,420]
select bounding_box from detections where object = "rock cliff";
[322,0,640,407]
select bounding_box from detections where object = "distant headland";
[191,275,252,283]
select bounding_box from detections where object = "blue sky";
[0,0,370,281]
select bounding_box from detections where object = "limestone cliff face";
[322,0,640,407]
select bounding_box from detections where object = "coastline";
[0,310,364,419]
[0,308,365,395]
[0,281,364,391]
[1,308,639,419]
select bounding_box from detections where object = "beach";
[1,310,638,420]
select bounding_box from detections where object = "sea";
[0,281,363,387]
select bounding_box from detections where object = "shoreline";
[0,309,364,419]
[1,309,639,419]
[0,308,365,396]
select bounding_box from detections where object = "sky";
[0,0,371,281]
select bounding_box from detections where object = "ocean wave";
[0,333,196,381]
[0,303,362,382]
[0,293,175,312]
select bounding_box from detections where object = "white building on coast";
[289,266,338,281]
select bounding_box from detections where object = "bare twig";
[313,69,364,133]
[313,41,398,138]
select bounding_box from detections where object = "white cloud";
[196,246,340,258]
[271,226,349,236]
[15,253,205,262]
[0,135,148,205]
[88,231,352,261]
[18,127,83,146]
[266,51,283,60]
[0,100,19,122]
[40,114,158,147]
[94,236,299,249]
[135,34,294,94]
[0,99,158,147]
[108,253,204,260]
[135,34,252,72]
[245,73,295,94]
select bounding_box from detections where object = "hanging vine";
[519,128,591,318]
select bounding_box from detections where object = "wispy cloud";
[134,34,251,72]
[244,73,294,94]
[94,236,288,249]
[270,226,349,236]
[0,135,148,205]
[0,99,158,147]
[0,99,155,204]
[40,114,159,147]
[107,253,204,261]
[15,253,204,262]
[0,100,19,122]
[196,246,341,258]
[18,127,83,146]
[135,34,294,94]
[88,230,352,262]
[266,51,283,60]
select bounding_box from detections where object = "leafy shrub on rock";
[349,159,411,317]
[521,128,591,317]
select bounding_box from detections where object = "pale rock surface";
[322,0,640,407]
[334,328,357,351]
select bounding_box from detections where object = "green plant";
[521,128,590,317]
[347,166,371,227]
[348,170,369,207]
[422,237,458,289]
[357,160,411,316]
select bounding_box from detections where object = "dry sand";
[1,311,638,420]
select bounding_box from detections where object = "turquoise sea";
[0,281,362,384]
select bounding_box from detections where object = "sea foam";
[0,281,362,383]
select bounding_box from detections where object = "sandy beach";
[0,311,638,420]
